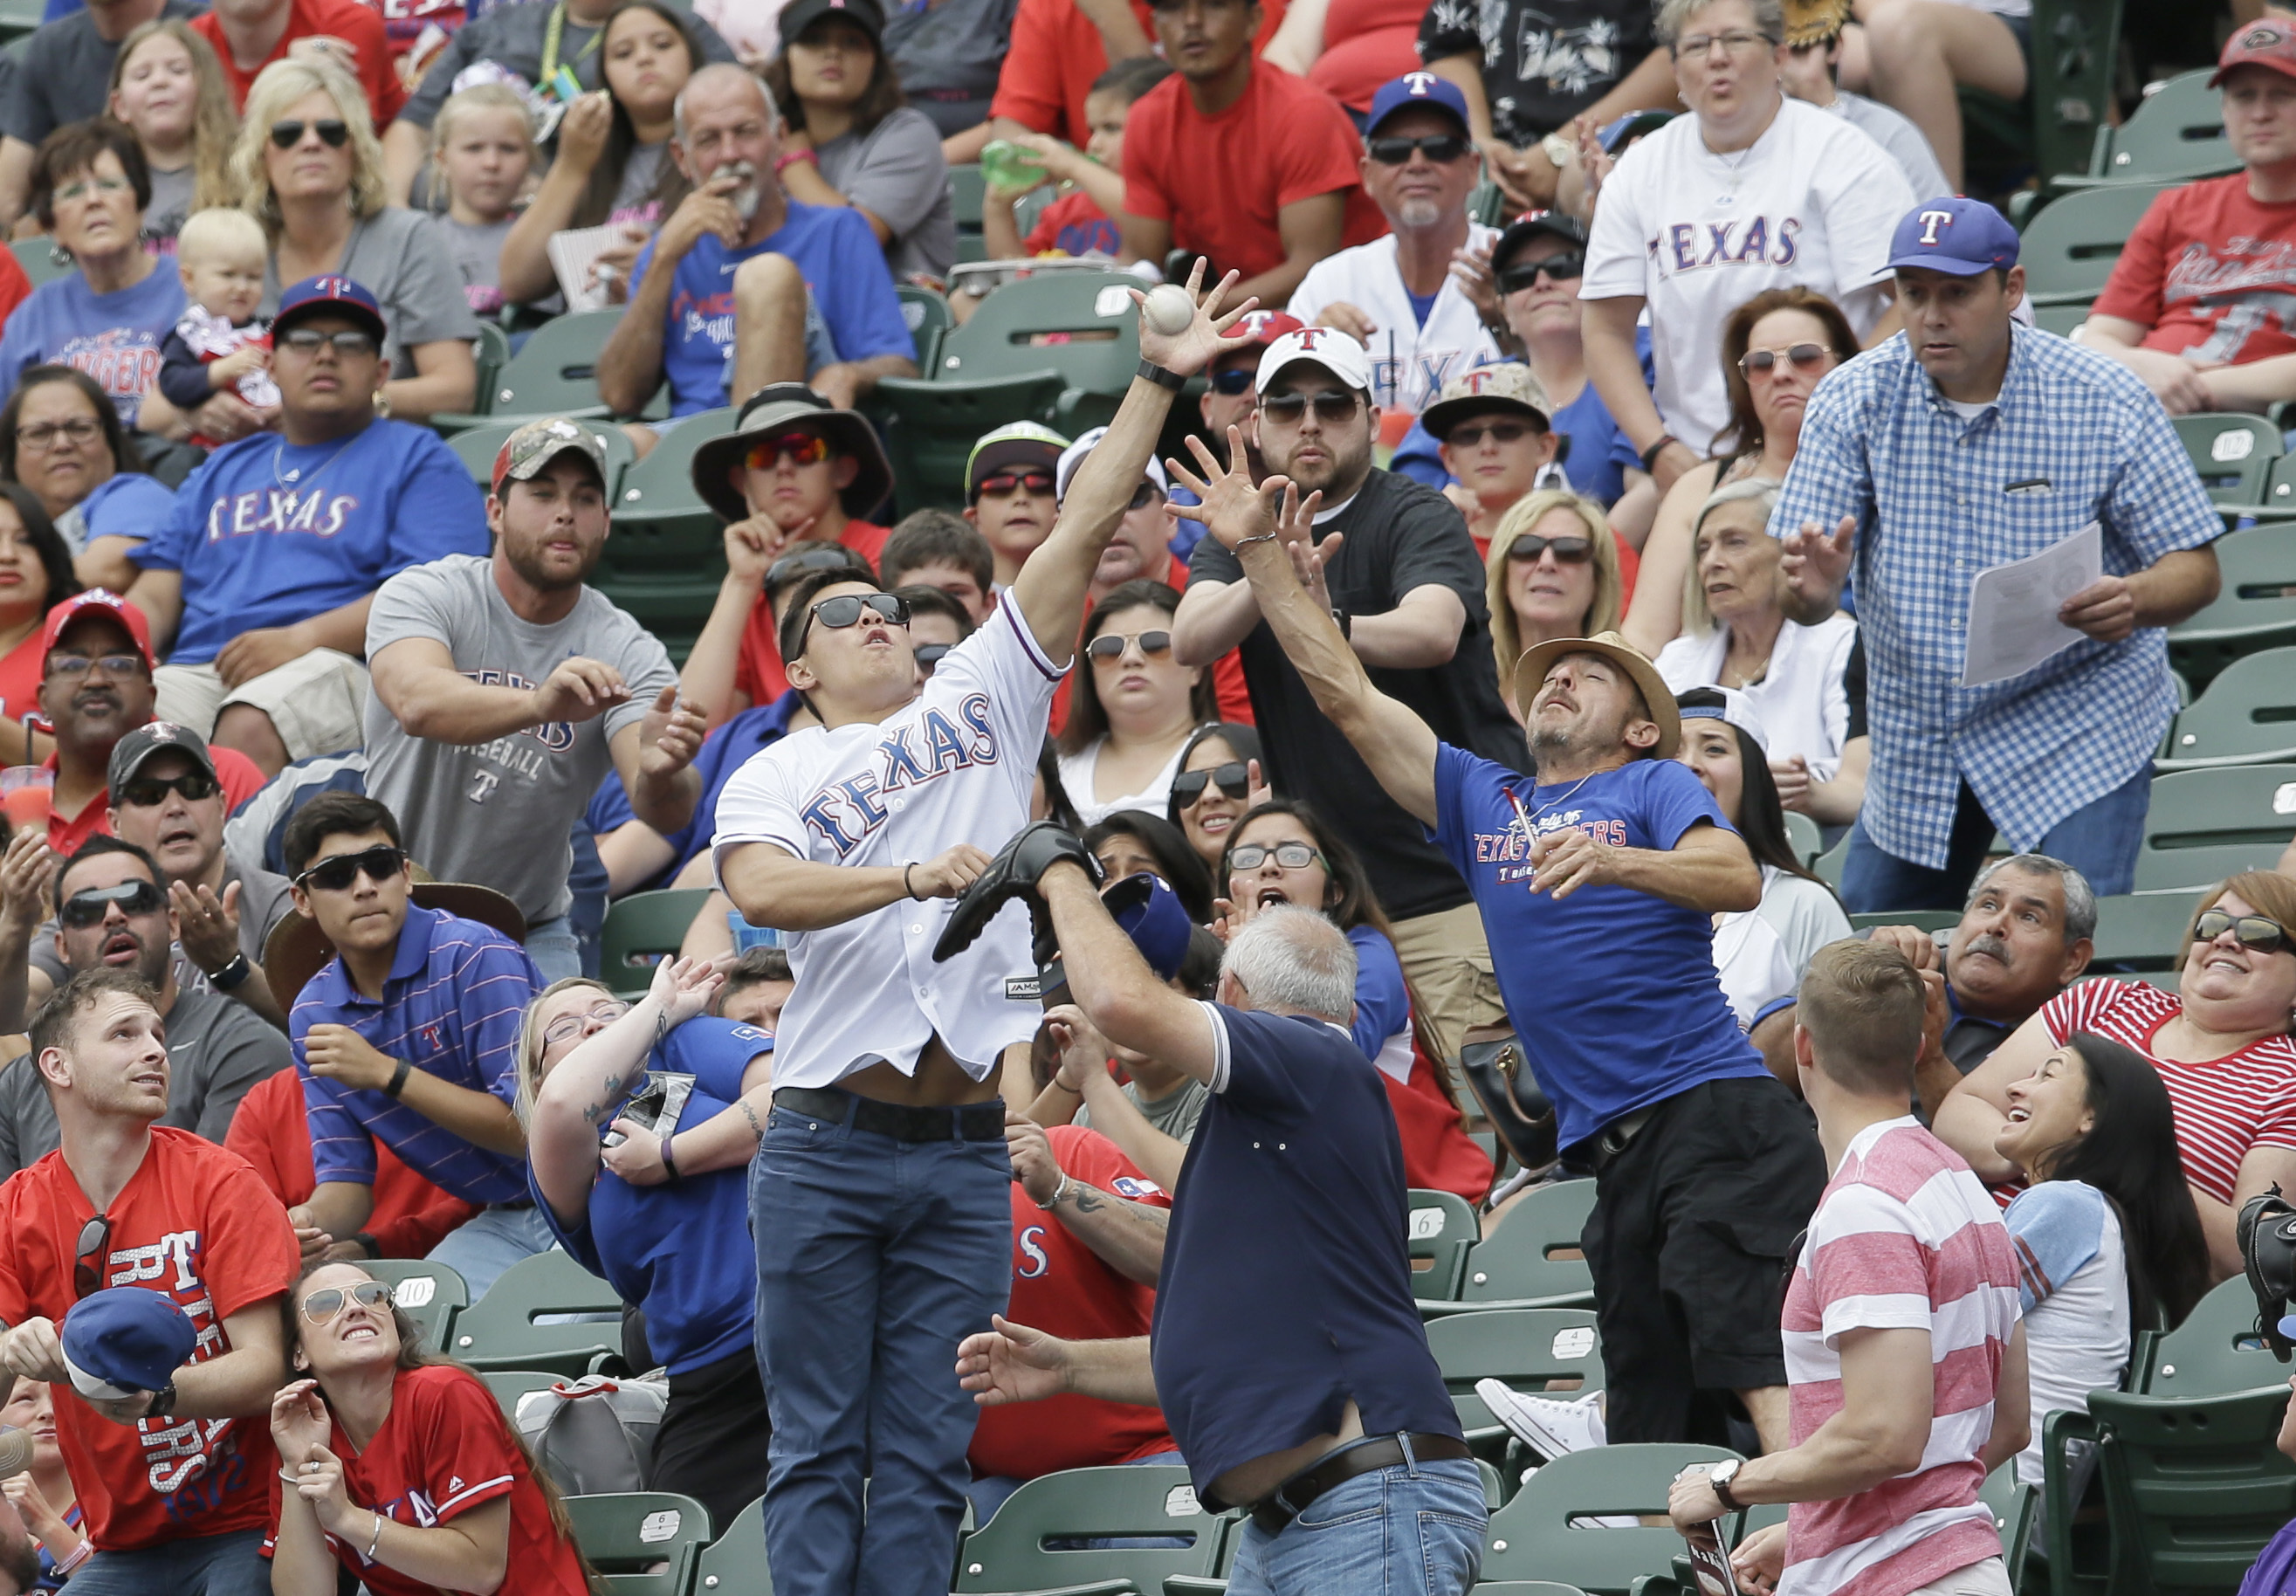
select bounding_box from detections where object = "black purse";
[1455,1024,1557,1173]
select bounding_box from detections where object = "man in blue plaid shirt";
[1772,197,2223,913]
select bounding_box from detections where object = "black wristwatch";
[1136,357,1186,392]
[146,1380,177,1419]
[383,1058,412,1099]
[208,953,252,992]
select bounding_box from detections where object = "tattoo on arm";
[582,1072,627,1126]
[1069,1185,1104,1213]
[740,1100,764,1143]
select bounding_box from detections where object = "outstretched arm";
[1165,434,1442,825]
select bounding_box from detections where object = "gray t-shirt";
[142,164,196,251]
[814,106,957,282]
[423,212,518,316]
[0,982,292,1180]
[403,0,739,130]
[883,0,1018,139]
[260,208,484,377]
[1076,1077,1207,1145]
[0,0,203,147]
[364,553,677,922]
[613,141,670,223]
[1831,93,1952,210]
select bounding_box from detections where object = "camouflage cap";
[490,416,610,495]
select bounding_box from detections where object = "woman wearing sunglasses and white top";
[1055,581,1218,828]
[1481,489,1626,727]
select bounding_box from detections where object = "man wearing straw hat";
[1167,435,1825,1458]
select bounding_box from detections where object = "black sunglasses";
[1172,760,1250,807]
[74,1214,112,1299]
[1447,420,1537,448]
[115,771,220,808]
[915,642,953,671]
[271,118,350,148]
[2195,908,2293,954]
[296,843,407,893]
[59,878,165,928]
[1209,368,1255,396]
[1497,252,1585,292]
[796,591,909,657]
[1737,342,1832,376]
[1084,629,1173,662]
[1366,134,1471,165]
[1259,391,1361,425]
[1505,533,1594,563]
[766,546,860,593]
[1124,482,1164,511]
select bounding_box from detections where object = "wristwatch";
[1707,1457,1744,1512]
[1136,357,1186,392]
[208,952,252,992]
[1540,132,1573,169]
[1331,608,1351,640]
[147,1380,178,1420]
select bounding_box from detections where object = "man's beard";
[719,161,763,221]
[1395,196,1442,230]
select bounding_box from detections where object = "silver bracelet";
[1035,1173,1071,1211]
[1234,529,1280,548]
[365,1511,385,1563]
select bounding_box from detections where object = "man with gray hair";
[1865,853,2095,1118]
[595,62,917,448]
[954,848,1483,1596]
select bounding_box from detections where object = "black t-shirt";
[1189,468,1526,920]
[1844,632,1867,741]
[1415,0,1657,146]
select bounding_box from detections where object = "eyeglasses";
[1447,420,1536,448]
[1505,533,1594,563]
[915,642,953,672]
[541,998,630,1050]
[115,771,221,808]
[2194,908,2293,954]
[59,879,166,929]
[278,327,378,357]
[15,417,101,451]
[745,431,831,471]
[299,1280,394,1324]
[1172,761,1249,808]
[54,176,130,204]
[1677,29,1774,54]
[271,118,350,148]
[765,546,859,593]
[1497,252,1585,292]
[296,843,407,893]
[1738,342,1833,377]
[1228,841,1324,871]
[1366,134,1472,165]
[1258,391,1362,425]
[795,591,909,657]
[73,1214,112,1299]
[45,651,144,679]
[1208,368,1256,396]
[973,469,1055,500]
[1084,629,1173,663]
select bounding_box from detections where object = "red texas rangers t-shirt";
[0,1127,299,1551]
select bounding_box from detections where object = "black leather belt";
[1245,1433,1474,1536]
[1586,1104,1658,1174]
[775,1085,1005,1144]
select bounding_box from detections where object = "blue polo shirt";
[1429,745,1767,1152]
[293,905,543,1204]
[585,690,803,892]
[1151,1002,1459,1503]
[533,1017,773,1375]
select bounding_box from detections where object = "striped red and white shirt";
[1780,1119,2021,1596]
[2040,979,2296,1206]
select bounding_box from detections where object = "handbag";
[1454,1022,1557,1174]
[512,1372,670,1496]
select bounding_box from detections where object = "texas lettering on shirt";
[797,692,1000,856]
[1647,216,1804,272]
[1469,792,1627,887]
[203,490,364,541]
[98,1227,255,1522]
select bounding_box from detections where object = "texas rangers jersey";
[1286,224,1506,416]
[711,592,1063,1087]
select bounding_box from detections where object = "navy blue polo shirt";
[292,905,543,1204]
[1151,1001,1459,1501]
[533,1017,773,1374]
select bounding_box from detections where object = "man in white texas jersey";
[708,261,1256,1596]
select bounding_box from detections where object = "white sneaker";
[1474,1381,1606,1460]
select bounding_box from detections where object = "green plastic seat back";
[2167,529,2296,691]
[2093,70,2233,183]
[2090,1384,2296,1595]
[1813,833,1851,887]
[362,1258,469,1356]
[478,1367,564,1419]
[565,1491,711,1596]
[938,271,1142,394]
[2250,453,2296,520]
[466,321,513,421]
[489,310,627,417]
[897,284,952,369]
[2018,182,2172,304]
[2137,1276,2284,1397]
[951,1465,1226,1592]
[1410,1188,1481,1301]
[611,407,737,544]
[600,889,716,997]
[448,1249,623,1374]
[2163,647,2296,766]
[1782,809,1821,866]
[872,371,1069,517]
[1479,1444,1741,1593]
[2134,766,2296,893]
[1426,1308,1605,1432]
[2086,894,2201,974]
[8,237,68,292]
[691,1494,772,1595]
[1459,1180,1596,1307]
[2174,414,2280,505]
[1471,1586,1592,1595]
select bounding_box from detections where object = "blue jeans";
[524,914,583,984]
[67,1527,269,1596]
[427,1204,557,1301]
[752,1101,1012,1596]
[1840,764,2151,913]
[1225,1455,1486,1596]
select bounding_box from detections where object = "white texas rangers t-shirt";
[1580,96,1914,455]
[1287,224,1506,416]
[711,593,1063,1089]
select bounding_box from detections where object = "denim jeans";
[67,1527,269,1596]
[752,1101,1012,1596]
[524,914,583,984]
[427,1204,557,1301]
[1840,763,2152,913]
[1225,1455,1487,1596]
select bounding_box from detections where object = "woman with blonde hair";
[230,56,478,422]
[1484,487,1623,719]
[106,19,236,251]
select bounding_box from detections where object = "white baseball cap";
[1255,327,1373,396]
[1677,686,1770,754]
[1055,425,1168,505]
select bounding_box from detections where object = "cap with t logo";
[1885,196,2019,278]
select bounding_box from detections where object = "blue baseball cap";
[1365,72,1470,139]
[62,1288,196,1400]
[1886,197,2019,278]
[1103,872,1192,982]
[273,274,388,345]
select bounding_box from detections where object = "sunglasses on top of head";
[1172,761,1250,807]
[1366,134,1472,165]
[2194,908,2293,954]
[270,118,350,148]
[795,591,909,657]
[1496,252,1585,292]
[296,843,407,894]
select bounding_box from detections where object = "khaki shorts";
[153,649,368,762]
[1388,899,1507,1065]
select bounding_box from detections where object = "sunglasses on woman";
[1084,629,1173,663]
[1366,134,1471,165]
[1172,761,1250,807]
[300,1280,395,1324]
[1505,533,1594,563]
[795,591,909,656]
[2194,908,2293,954]
[1737,342,1832,377]
[59,879,166,929]
[271,118,350,148]
[1496,252,1585,292]
[296,843,408,893]
[1228,842,1323,871]
[745,431,830,471]
[116,771,221,808]
[1259,391,1361,425]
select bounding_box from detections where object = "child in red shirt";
[984,58,1172,262]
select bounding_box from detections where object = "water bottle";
[980,139,1048,195]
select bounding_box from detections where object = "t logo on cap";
[1915,210,1955,246]
[1292,329,1329,350]
[1402,70,1437,95]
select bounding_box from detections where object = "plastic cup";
[0,767,52,833]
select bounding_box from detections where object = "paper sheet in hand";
[547,224,622,314]
[1960,520,2103,687]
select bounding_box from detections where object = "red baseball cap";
[40,592,154,673]
[2213,19,2296,86]
[1221,310,1305,354]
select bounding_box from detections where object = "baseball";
[1144,283,1195,336]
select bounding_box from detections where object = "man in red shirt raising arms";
[0,966,299,1596]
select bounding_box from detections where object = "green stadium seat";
[2165,528,2296,690]
[2086,892,2199,974]
[875,371,1069,516]
[2173,414,2279,506]
[2018,182,2171,306]
[692,1494,771,1594]
[1812,833,1851,888]
[600,888,715,997]
[2160,647,2296,769]
[2089,1384,2296,1596]
[2135,1276,2284,1397]
[896,283,952,371]
[1782,810,1821,866]
[2066,69,2233,188]
[2035,301,2091,337]
[1847,910,1961,933]
[1433,1179,1596,1315]
[8,237,67,292]
[951,1465,1227,1594]
[436,309,628,429]
[612,406,738,550]
[1957,0,2120,195]
[1473,1586,1591,1596]
[1478,1444,1741,1594]
[363,1258,468,1357]
[447,417,637,499]
[1426,1308,1604,1445]
[447,1249,624,1375]
[457,321,514,426]
[2240,453,2296,521]
[2134,765,2296,892]
[1411,1187,1480,1302]
[1977,1464,2037,1584]
[565,1491,712,1596]
[0,0,42,44]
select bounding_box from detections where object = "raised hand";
[1779,513,1855,608]
[0,831,54,939]
[271,1379,332,1463]
[1165,429,1320,554]
[638,685,707,779]
[648,951,729,1027]
[1131,258,1259,380]
[172,879,242,979]
[528,657,631,726]
[907,843,993,899]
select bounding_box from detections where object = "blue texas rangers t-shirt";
[634,199,916,416]
[134,417,491,664]
[1430,745,1767,1152]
